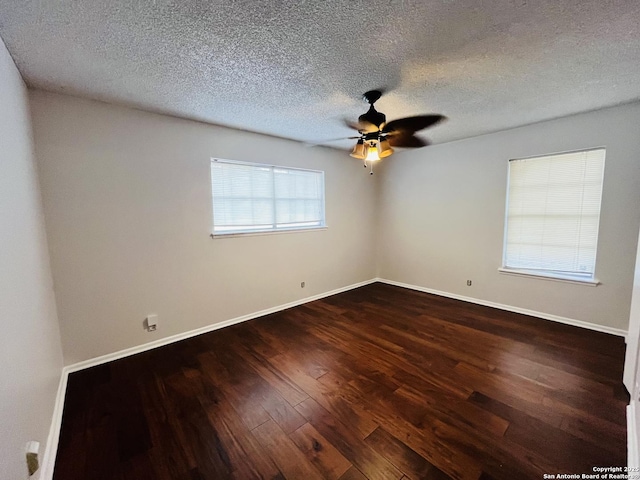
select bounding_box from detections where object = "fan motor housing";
[359,106,386,128]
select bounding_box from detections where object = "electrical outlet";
[145,314,158,332]
[26,441,39,476]
[301,281,305,288]
[466,280,472,286]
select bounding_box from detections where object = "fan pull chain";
[370,163,374,175]
[363,160,367,168]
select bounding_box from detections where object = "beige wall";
[377,102,640,331]
[30,91,378,365]
[0,40,64,478]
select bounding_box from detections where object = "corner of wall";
[0,35,65,480]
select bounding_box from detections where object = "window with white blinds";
[502,148,605,282]
[211,159,325,236]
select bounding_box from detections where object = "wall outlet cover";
[26,441,39,476]
[145,314,158,331]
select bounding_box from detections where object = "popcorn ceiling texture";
[0,0,639,147]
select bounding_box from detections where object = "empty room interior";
[3,1,640,479]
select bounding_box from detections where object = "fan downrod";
[359,90,386,128]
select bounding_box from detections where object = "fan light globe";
[350,139,366,159]
[378,138,394,158]
[365,143,380,162]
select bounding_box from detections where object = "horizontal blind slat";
[504,148,605,277]
[211,160,325,234]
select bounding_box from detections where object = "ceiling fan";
[343,90,446,174]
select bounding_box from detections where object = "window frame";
[210,158,327,238]
[500,147,605,286]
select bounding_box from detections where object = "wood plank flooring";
[53,283,629,479]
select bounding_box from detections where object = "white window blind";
[211,159,325,236]
[503,148,605,281]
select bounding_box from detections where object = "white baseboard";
[629,402,639,468]
[376,278,628,337]
[65,278,377,374]
[38,369,68,480]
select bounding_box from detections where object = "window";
[211,159,325,236]
[501,148,605,283]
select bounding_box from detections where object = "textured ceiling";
[1,0,639,148]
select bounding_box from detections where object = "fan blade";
[304,136,361,147]
[386,133,429,148]
[343,118,378,133]
[343,119,362,131]
[382,115,446,134]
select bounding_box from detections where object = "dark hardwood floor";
[54,283,628,480]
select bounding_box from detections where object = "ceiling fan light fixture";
[378,137,394,158]
[349,139,366,159]
[365,142,380,162]
[343,90,444,173]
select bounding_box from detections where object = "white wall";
[624,222,640,466]
[30,91,378,365]
[0,40,64,478]
[377,102,640,331]
[624,223,640,393]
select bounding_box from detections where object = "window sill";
[210,226,328,239]
[498,268,600,286]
